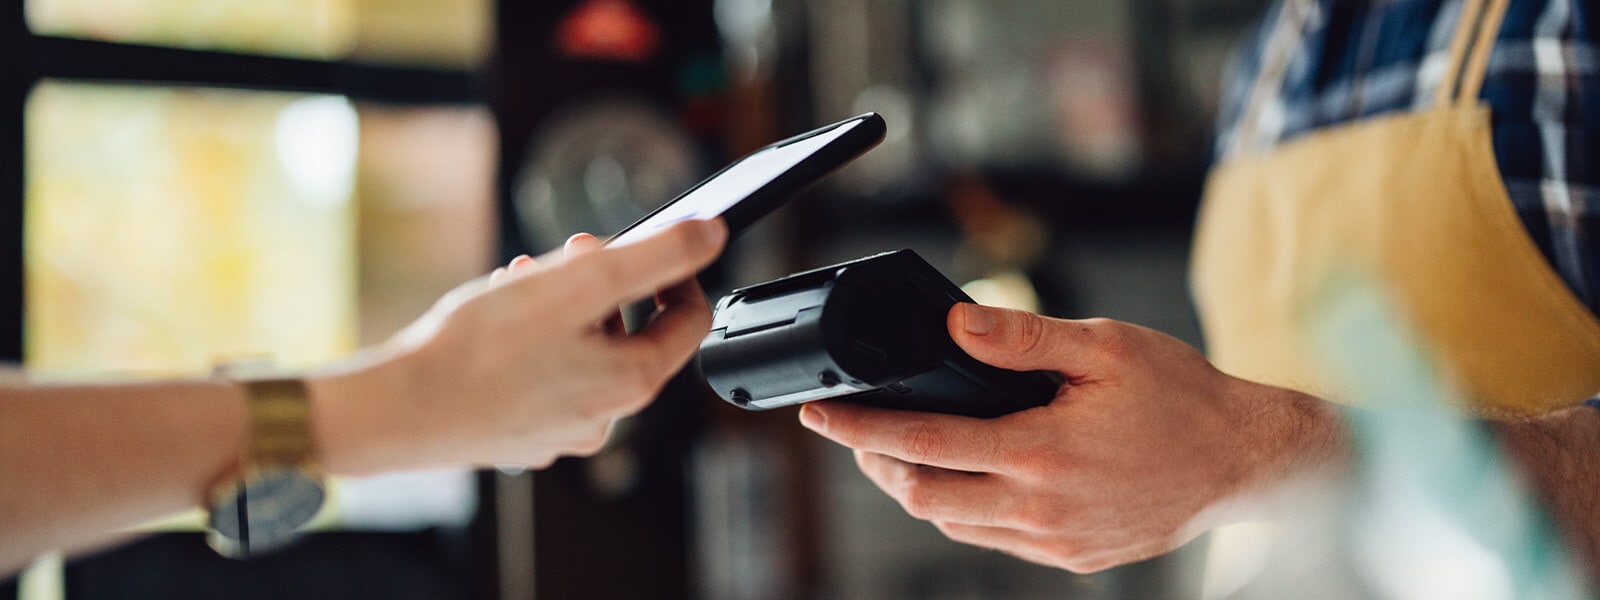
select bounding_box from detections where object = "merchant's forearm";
[1495,404,1600,575]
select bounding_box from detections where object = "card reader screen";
[608,121,856,246]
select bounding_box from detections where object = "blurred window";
[24,0,491,67]
[25,82,359,375]
[22,81,497,531]
[5,2,494,595]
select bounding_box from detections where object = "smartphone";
[606,113,886,246]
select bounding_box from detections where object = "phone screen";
[607,120,859,247]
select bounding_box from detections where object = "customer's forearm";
[0,377,250,573]
[1495,405,1600,574]
[0,354,410,576]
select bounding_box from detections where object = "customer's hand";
[800,304,1344,573]
[314,218,727,475]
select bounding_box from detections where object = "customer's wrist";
[307,351,415,477]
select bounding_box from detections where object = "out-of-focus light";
[961,271,1041,314]
[714,0,774,78]
[1354,496,1512,600]
[275,95,358,210]
[584,155,630,208]
[334,469,477,530]
[923,0,983,63]
[25,0,358,61]
[1311,277,1590,600]
[556,0,661,63]
[848,84,918,194]
[1200,523,1279,600]
[713,0,772,44]
[853,85,913,145]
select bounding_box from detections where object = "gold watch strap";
[241,378,319,467]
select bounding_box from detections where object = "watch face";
[207,466,327,558]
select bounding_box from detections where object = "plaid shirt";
[1214,0,1600,321]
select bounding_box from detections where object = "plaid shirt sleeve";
[1214,0,1600,323]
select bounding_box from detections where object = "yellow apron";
[1191,0,1600,417]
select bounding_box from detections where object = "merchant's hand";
[799,303,1344,573]
[313,218,727,475]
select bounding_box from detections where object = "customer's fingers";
[565,233,627,335]
[492,254,536,284]
[608,279,713,411]
[626,278,712,355]
[548,219,726,325]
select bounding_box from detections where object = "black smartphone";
[607,113,886,246]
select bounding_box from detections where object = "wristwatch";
[205,376,328,558]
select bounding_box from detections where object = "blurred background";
[0,0,1272,598]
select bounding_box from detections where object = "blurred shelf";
[0,35,483,105]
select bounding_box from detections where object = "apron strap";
[1234,0,1318,153]
[1236,0,1511,152]
[1434,0,1511,107]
